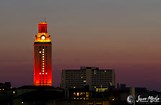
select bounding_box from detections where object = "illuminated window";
[13,91,16,94]
[39,73,41,75]
[46,72,47,75]
[77,92,79,96]
[39,51,41,53]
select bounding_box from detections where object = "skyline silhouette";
[0,0,161,91]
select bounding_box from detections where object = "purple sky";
[0,0,161,91]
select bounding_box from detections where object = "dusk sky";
[0,0,161,91]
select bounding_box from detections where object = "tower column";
[34,22,52,86]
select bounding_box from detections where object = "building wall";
[61,67,115,90]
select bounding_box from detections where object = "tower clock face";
[41,35,46,40]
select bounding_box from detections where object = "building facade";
[34,21,52,86]
[61,67,115,91]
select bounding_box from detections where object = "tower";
[34,21,52,86]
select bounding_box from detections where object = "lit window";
[83,80,86,83]
[42,73,44,75]
[39,73,41,75]
[42,68,44,69]
[13,91,16,94]
[42,49,44,50]
[77,92,79,96]
[39,51,41,53]
[42,70,44,72]
[46,72,47,75]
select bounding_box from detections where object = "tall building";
[34,21,52,86]
[61,67,115,91]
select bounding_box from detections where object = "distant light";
[39,73,41,75]
[39,51,41,53]
[13,91,16,94]
[21,101,24,104]
[73,86,76,88]
[77,92,79,96]
[46,72,47,75]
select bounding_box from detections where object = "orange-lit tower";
[34,21,52,86]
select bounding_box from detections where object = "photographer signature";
[136,95,160,103]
